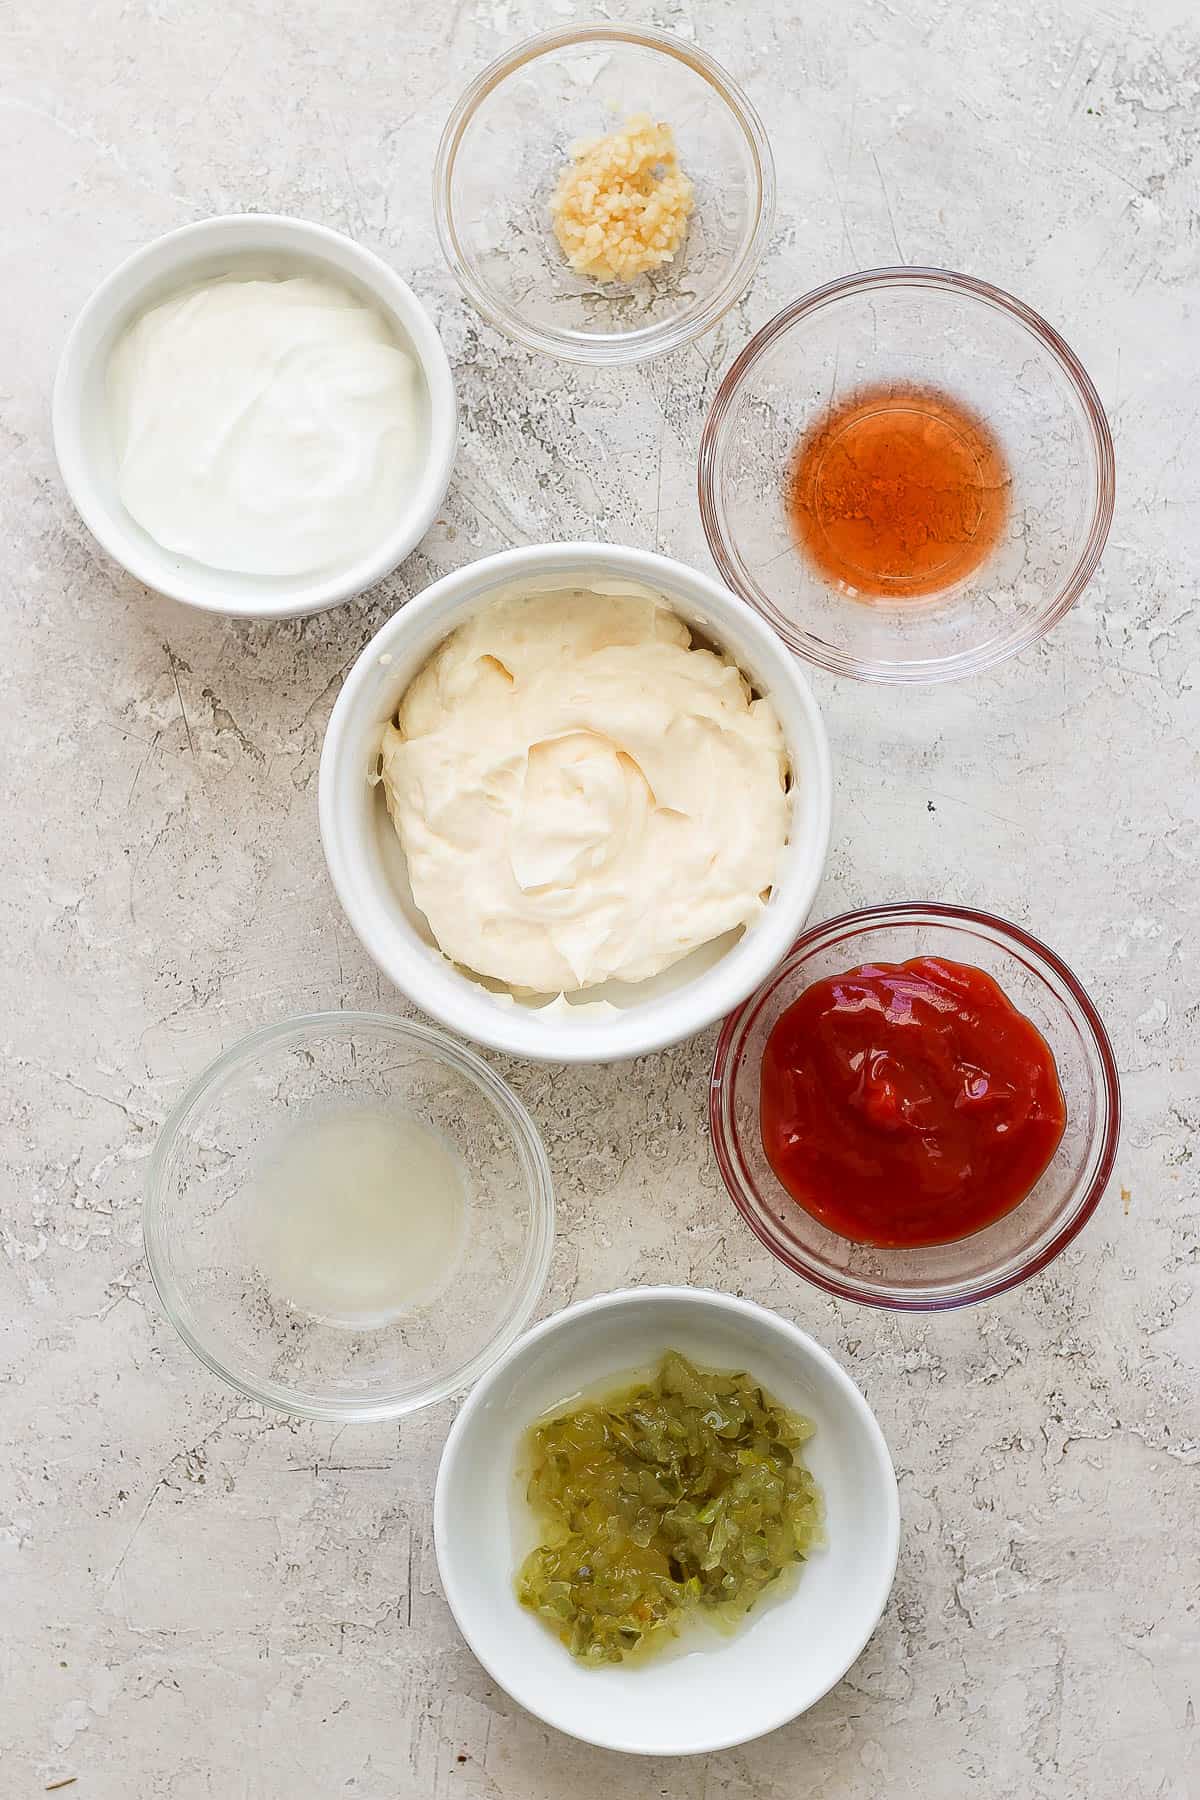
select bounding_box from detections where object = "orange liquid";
[786,384,1010,601]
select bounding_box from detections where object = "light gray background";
[2,0,1197,1795]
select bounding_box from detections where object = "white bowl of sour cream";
[53,214,457,618]
[319,543,832,1063]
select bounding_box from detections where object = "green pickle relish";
[515,1350,823,1665]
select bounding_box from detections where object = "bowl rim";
[317,540,834,1064]
[51,212,459,620]
[432,22,777,366]
[433,1283,901,1755]
[143,1009,555,1420]
[697,265,1117,683]
[710,901,1122,1310]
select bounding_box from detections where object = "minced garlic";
[549,114,695,283]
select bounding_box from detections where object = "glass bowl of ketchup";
[697,268,1115,684]
[710,904,1120,1310]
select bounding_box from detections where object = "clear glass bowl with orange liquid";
[698,268,1115,684]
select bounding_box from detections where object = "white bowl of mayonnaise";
[53,214,457,618]
[320,543,832,1063]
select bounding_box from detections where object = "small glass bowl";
[433,24,775,365]
[144,1013,554,1420]
[709,905,1120,1310]
[698,269,1115,683]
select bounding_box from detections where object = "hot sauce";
[760,957,1066,1248]
[786,384,1009,600]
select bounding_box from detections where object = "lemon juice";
[252,1106,467,1328]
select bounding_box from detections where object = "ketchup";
[760,957,1066,1248]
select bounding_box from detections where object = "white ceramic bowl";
[52,214,458,619]
[434,1286,900,1755]
[318,543,833,1063]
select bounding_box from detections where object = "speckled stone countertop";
[2,1,1197,1795]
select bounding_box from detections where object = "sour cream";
[379,587,790,994]
[107,274,422,577]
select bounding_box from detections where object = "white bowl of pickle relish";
[433,1286,899,1755]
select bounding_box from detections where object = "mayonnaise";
[379,587,790,994]
[107,274,422,576]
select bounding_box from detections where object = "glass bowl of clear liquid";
[144,1013,555,1421]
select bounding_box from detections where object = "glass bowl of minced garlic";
[434,23,775,366]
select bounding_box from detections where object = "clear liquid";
[251,1107,467,1328]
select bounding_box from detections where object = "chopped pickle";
[515,1351,822,1665]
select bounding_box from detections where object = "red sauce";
[760,956,1066,1248]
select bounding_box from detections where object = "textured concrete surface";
[2,0,1198,1795]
